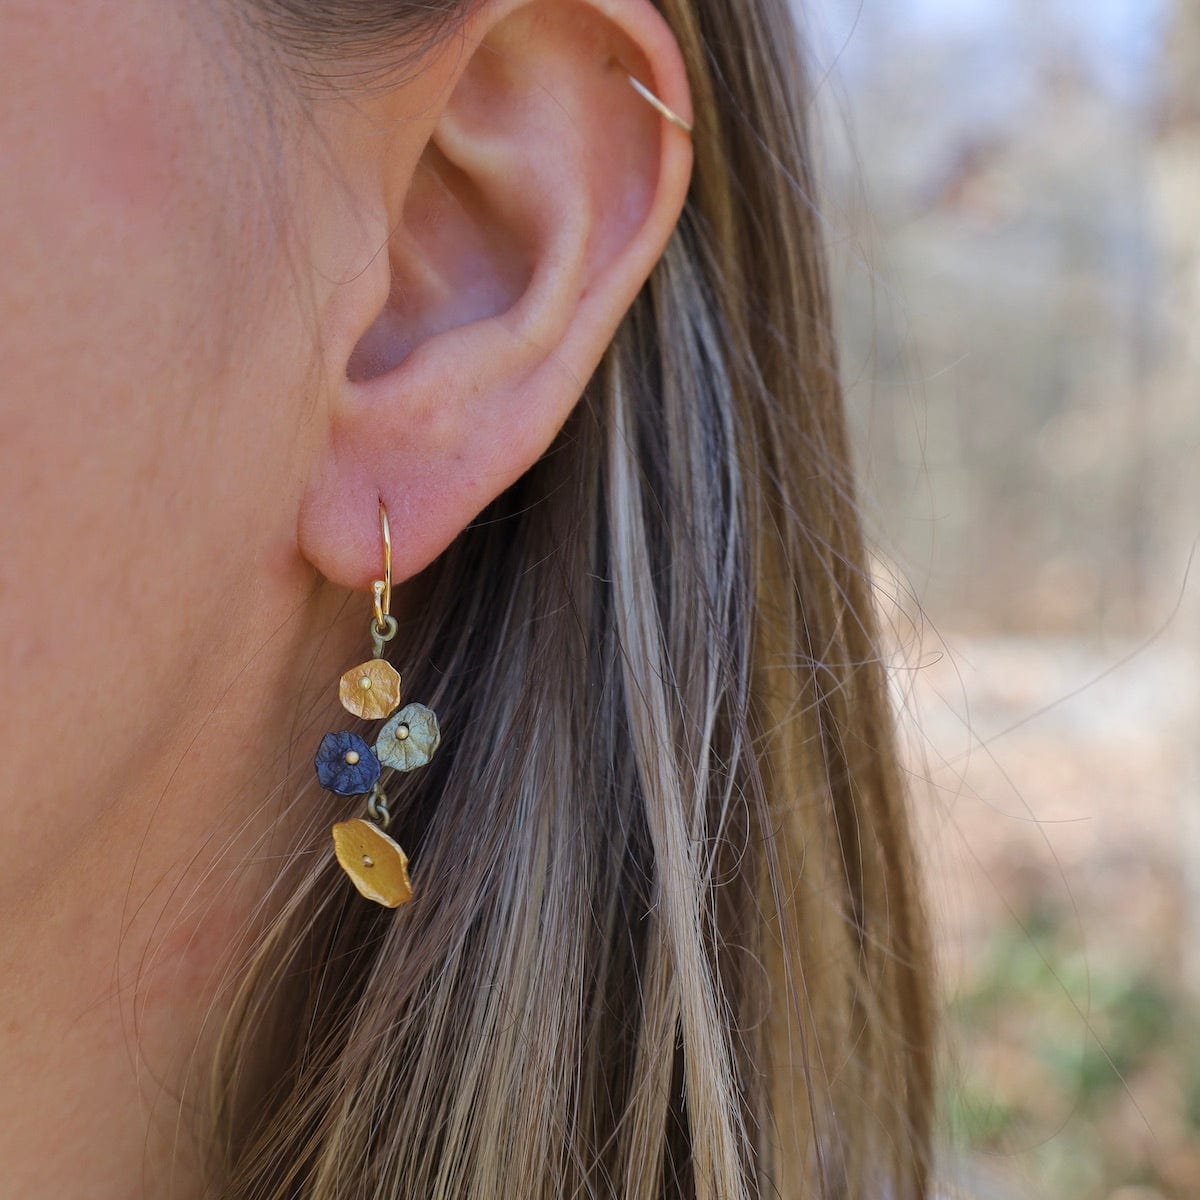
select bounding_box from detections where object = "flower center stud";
[395,724,410,741]
[345,750,360,764]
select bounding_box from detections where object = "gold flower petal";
[338,658,402,720]
[332,818,413,907]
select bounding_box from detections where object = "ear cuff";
[625,72,693,134]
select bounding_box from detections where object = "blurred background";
[806,2,1200,1196]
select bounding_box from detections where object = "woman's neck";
[0,582,352,1199]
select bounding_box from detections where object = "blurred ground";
[806,1,1200,1195]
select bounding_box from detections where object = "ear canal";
[348,135,539,386]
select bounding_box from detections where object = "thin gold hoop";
[626,73,693,134]
[372,497,392,634]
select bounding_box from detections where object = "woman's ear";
[297,0,693,591]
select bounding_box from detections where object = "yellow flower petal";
[332,818,413,907]
[338,658,402,720]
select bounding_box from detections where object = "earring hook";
[372,497,392,635]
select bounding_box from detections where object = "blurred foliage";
[809,1,1200,1196]
[942,899,1200,1197]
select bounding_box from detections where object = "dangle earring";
[312,498,441,907]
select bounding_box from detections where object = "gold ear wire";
[372,496,392,635]
[626,72,693,133]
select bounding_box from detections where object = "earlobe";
[297,0,693,594]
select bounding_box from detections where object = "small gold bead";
[359,675,372,690]
[395,724,410,741]
[344,750,360,765]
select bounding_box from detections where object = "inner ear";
[345,2,664,389]
[346,143,536,384]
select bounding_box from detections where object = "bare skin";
[0,0,692,1194]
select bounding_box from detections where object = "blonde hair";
[206,1,934,1195]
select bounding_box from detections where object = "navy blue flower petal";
[315,730,381,796]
